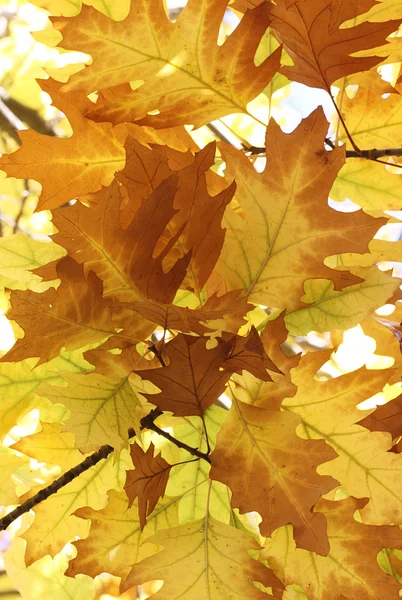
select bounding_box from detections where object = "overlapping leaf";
[270,0,400,90]
[20,442,131,565]
[1,257,118,364]
[55,0,281,128]
[217,108,382,310]
[0,81,125,210]
[0,349,91,439]
[210,396,338,555]
[0,234,65,292]
[166,405,232,524]
[122,516,283,597]
[285,266,400,335]
[67,491,178,582]
[283,350,402,526]
[136,334,233,417]
[263,497,402,600]
[125,442,173,529]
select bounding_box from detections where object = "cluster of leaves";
[0,0,402,598]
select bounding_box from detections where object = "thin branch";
[245,142,402,164]
[13,179,29,234]
[0,443,114,532]
[0,402,210,531]
[141,413,211,463]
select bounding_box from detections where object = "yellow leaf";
[21,446,131,564]
[0,80,125,210]
[67,490,178,583]
[217,108,381,310]
[285,266,400,335]
[283,351,402,526]
[5,538,95,600]
[0,235,65,292]
[122,515,283,597]
[38,371,143,454]
[53,0,281,128]
[330,159,402,212]
[0,349,91,439]
[263,497,402,600]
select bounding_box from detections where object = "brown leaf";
[125,443,172,530]
[221,325,280,380]
[52,174,190,304]
[135,334,233,416]
[210,398,338,555]
[117,140,236,296]
[2,257,118,365]
[270,0,401,90]
[358,394,402,440]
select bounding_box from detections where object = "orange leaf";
[55,0,281,128]
[358,393,402,440]
[221,325,280,380]
[270,0,401,90]
[135,334,233,417]
[117,140,236,296]
[264,497,402,600]
[125,442,172,530]
[52,175,190,304]
[217,108,385,309]
[0,80,125,210]
[2,257,117,365]
[210,398,338,555]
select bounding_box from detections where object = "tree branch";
[0,406,210,531]
[245,141,402,162]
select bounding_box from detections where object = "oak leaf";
[67,490,178,582]
[217,108,382,309]
[38,371,143,453]
[0,349,91,439]
[13,423,83,471]
[210,397,338,555]
[135,334,233,417]
[340,88,402,148]
[2,257,117,365]
[0,234,65,292]
[358,393,402,440]
[283,350,402,526]
[285,266,400,335]
[270,0,400,91]
[52,175,190,304]
[21,444,131,565]
[166,406,232,524]
[122,516,283,597]
[116,139,236,296]
[0,80,125,210]
[228,313,300,410]
[125,442,172,530]
[221,325,280,380]
[263,497,402,600]
[56,0,281,128]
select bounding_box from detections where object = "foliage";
[0,0,401,598]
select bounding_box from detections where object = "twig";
[0,402,210,531]
[0,443,114,532]
[13,179,29,234]
[245,142,402,163]
[141,411,211,464]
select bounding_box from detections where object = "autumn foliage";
[0,0,402,598]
